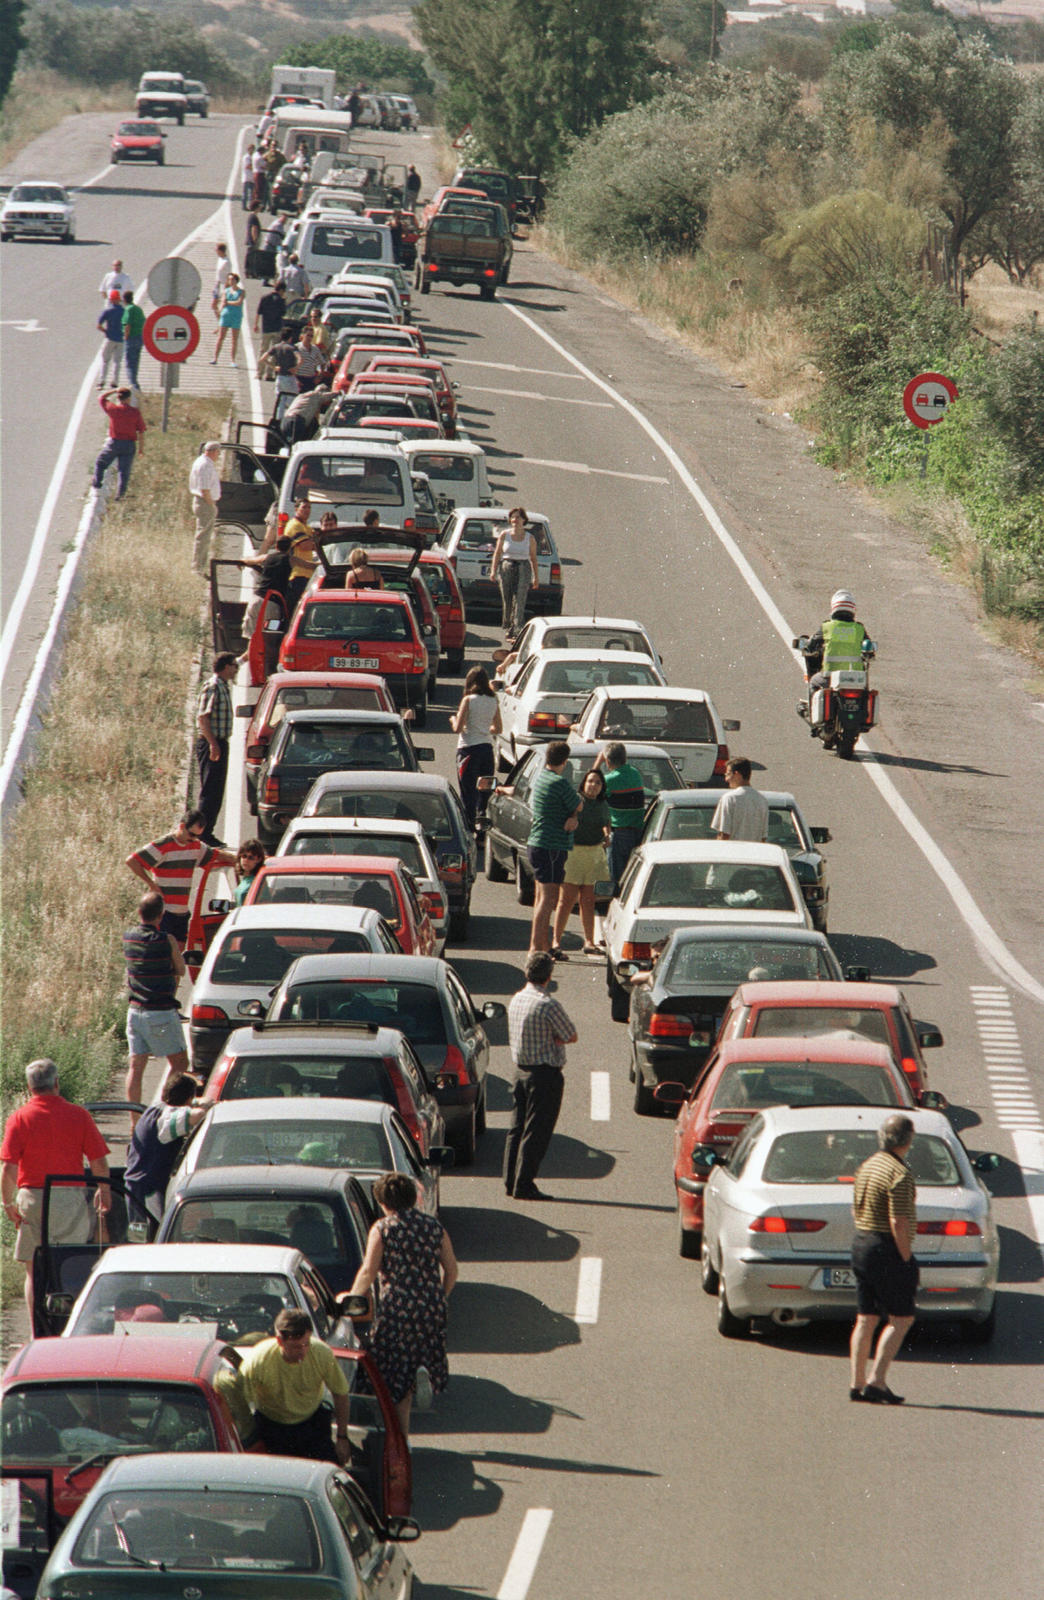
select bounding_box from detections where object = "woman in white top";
[488,506,539,642]
[451,665,502,831]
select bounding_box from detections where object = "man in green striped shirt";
[594,742,645,892]
[849,1113,917,1404]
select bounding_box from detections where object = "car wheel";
[837,732,857,759]
[420,273,431,295]
[632,1063,656,1116]
[412,690,428,729]
[112,152,121,163]
[717,1278,747,1338]
[700,1238,719,1294]
[448,899,470,941]
[479,283,496,301]
[677,1203,700,1260]
[962,1301,997,1344]
[177,112,185,125]
[452,1112,476,1167]
[514,854,534,907]
[813,905,828,934]
[201,106,209,118]
[608,970,630,1024]
[157,152,165,166]
[62,230,74,244]
[0,230,10,241]
[475,1084,487,1136]
[485,830,509,883]
[447,650,465,675]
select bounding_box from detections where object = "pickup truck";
[417,210,511,300]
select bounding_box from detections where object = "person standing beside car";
[452,666,501,832]
[254,281,287,360]
[231,1308,352,1463]
[195,653,239,844]
[127,809,234,947]
[593,742,645,894]
[504,951,578,1200]
[122,890,190,1108]
[526,740,581,957]
[96,290,125,388]
[551,767,611,956]
[189,440,222,577]
[239,534,293,653]
[712,757,768,842]
[849,1113,918,1405]
[121,291,145,390]
[489,507,539,643]
[125,1073,206,1220]
[285,499,318,617]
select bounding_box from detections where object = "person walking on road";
[1,1060,110,1325]
[123,890,191,1109]
[195,653,239,843]
[91,386,145,500]
[127,809,235,947]
[252,144,268,210]
[489,507,539,642]
[241,143,256,209]
[254,282,287,360]
[121,291,146,389]
[849,1113,919,1404]
[350,1172,458,1437]
[124,1073,205,1221]
[96,290,125,387]
[189,440,222,576]
[712,757,768,841]
[405,165,421,206]
[99,258,132,301]
[452,666,501,832]
[526,740,581,956]
[228,1308,353,1462]
[593,742,645,893]
[504,951,577,1201]
[211,242,230,320]
[212,272,246,366]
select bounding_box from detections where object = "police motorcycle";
[793,590,877,760]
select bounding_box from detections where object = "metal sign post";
[143,304,200,432]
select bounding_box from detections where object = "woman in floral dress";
[351,1172,457,1435]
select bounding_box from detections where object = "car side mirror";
[844,965,871,982]
[386,1514,422,1543]
[208,898,232,914]
[917,1089,948,1110]
[236,703,257,718]
[970,1151,1001,1173]
[722,719,740,732]
[335,1291,371,1319]
[238,999,266,1019]
[482,1000,507,1020]
[426,1144,455,1169]
[45,1291,74,1323]
[810,826,831,844]
[412,745,435,762]
[652,1081,686,1106]
[690,1144,719,1174]
[918,1029,943,1048]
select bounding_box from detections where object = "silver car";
[701,1105,999,1341]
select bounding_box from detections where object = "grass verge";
[0,70,126,166]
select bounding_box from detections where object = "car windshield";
[564,753,678,797]
[311,223,384,259]
[252,872,401,926]
[412,453,474,483]
[290,455,403,506]
[750,1007,891,1045]
[12,185,65,203]
[286,832,424,875]
[711,1062,902,1111]
[660,804,803,849]
[118,123,159,136]
[73,1488,320,1572]
[165,1197,354,1267]
[198,1120,389,1172]
[280,723,407,767]
[2,1383,216,1464]
[641,862,796,912]
[596,698,713,742]
[211,929,373,984]
[539,660,659,695]
[762,1131,960,1186]
[665,939,833,987]
[297,602,410,642]
[272,980,446,1043]
[67,1272,297,1338]
[312,789,454,839]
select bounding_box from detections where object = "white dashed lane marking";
[498,1508,553,1600]
[574,1257,603,1325]
[590,1071,611,1121]
[971,986,1042,1131]
[466,383,614,408]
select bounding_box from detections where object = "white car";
[497,649,666,768]
[602,840,812,1018]
[391,95,421,130]
[570,685,739,786]
[501,614,665,688]
[278,815,448,953]
[399,439,494,516]
[436,508,564,618]
[1,181,75,243]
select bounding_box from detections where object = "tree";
[0,0,25,107]
[980,319,1044,490]
[281,35,434,96]
[654,0,721,68]
[822,30,1018,258]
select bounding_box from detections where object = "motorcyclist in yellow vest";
[805,589,869,712]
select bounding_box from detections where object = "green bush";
[22,1,244,90]
[766,190,924,298]
[979,318,1044,492]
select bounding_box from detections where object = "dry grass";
[0,70,128,166]
[0,394,230,1116]
[965,260,1044,341]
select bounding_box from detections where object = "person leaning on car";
[126,809,235,947]
[849,1112,918,1405]
[220,1307,352,1463]
[711,757,768,842]
[593,742,645,893]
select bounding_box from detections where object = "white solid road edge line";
[1011,1132,1044,1257]
[497,1508,553,1600]
[575,1256,602,1325]
[590,1070,611,1121]
[504,297,1044,1009]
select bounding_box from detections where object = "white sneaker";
[230,361,238,368]
[414,1366,433,1412]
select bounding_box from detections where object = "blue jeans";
[124,336,143,387]
[92,438,136,497]
[608,825,641,893]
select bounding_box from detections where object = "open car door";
[216,442,285,526]
[32,1161,155,1339]
[184,857,238,978]
[2,1468,58,1600]
[209,555,289,687]
[334,1347,412,1521]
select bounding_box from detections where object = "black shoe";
[513,1185,552,1201]
[549,945,568,961]
[849,1387,872,1402]
[862,1383,905,1405]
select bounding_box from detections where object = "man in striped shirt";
[849,1113,918,1404]
[126,809,235,946]
[504,951,577,1201]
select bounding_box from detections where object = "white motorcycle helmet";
[830,588,856,616]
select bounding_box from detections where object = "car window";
[298,602,411,643]
[329,1477,382,1565]
[198,1118,389,1171]
[617,854,643,905]
[710,1062,901,1111]
[287,832,424,876]
[312,788,453,840]
[290,455,404,506]
[222,1051,398,1104]
[446,971,476,1032]
[596,698,713,742]
[413,452,474,483]
[539,660,659,695]
[167,1197,354,1269]
[210,928,372,983]
[457,519,500,553]
[665,939,830,987]
[762,1130,960,1186]
[513,656,540,695]
[2,1383,216,1463]
[388,1117,425,1176]
[378,920,400,952]
[277,979,447,1045]
[750,1007,890,1044]
[253,872,401,928]
[641,863,795,912]
[270,685,386,731]
[72,1488,321,1572]
[68,1272,297,1338]
[724,1116,763,1179]
[420,563,451,604]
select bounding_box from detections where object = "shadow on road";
[446,1281,580,1353]
[860,751,1007,778]
[828,932,938,979]
[410,1373,577,1436]
[998,1224,1044,1283]
[441,1204,580,1263]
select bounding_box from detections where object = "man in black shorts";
[849,1113,918,1404]
[524,741,581,957]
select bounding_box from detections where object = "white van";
[296,217,394,287]
[400,440,494,515]
[271,106,355,153]
[277,441,419,530]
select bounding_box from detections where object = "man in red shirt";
[1,1059,111,1325]
[91,385,146,500]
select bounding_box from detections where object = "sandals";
[582,943,605,957]
[549,946,568,961]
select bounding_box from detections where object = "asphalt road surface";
[5,116,1044,1599]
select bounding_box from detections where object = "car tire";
[112,152,121,163]
[475,1084,487,1136]
[608,970,630,1024]
[177,112,185,125]
[962,1301,996,1344]
[485,831,509,883]
[62,230,74,244]
[717,1279,747,1338]
[257,822,282,852]
[452,1112,476,1167]
[447,650,465,675]
[412,690,428,729]
[514,854,534,907]
[632,1062,656,1116]
[200,106,209,118]
[700,1239,719,1293]
[448,899,470,941]
[479,283,496,301]
[677,1203,700,1260]
[420,274,431,295]
[837,732,857,760]
[0,230,10,241]
[157,153,165,166]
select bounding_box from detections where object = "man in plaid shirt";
[504,951,578,1201]
[195,653,239,844]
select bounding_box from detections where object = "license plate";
[330,657,381,669]
[479,565,490,578]
[821,1267,856,1289]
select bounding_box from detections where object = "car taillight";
[448,605,463,621]
[277,512,289,533]
[192,1004,229,1025]
[483,268,496,278]
[246,742,267,760]
[207,1057,232,1097]
[528,711,572,732]
[422,889,445,918]
[404,517,415,530]
[440,853,464,878]
[713,744,730,777]
[440,1045,470,1085]
[749,1216,827,1234]
[262,777,280,803]
[917,1219,981,1236]
[621,941,652,961]
[388,1063,422,1141]
[413,652,427,670]
[550,562,561,584]
[900,1056,919,1081]
[840,690,862,700]
[427,262,439,273]
[648,1012,692,1038]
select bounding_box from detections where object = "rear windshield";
[641,862,796,913]
[537,627,648,655]
[165,1197,354,1269]
[280,722,408,767]
[458,519,550,554]
[750,1007,890,1045]
[211,928,372,983]
[252,871,401,927]
[666,939,833,987]
[2,1384,216,1464]
[710,1062,901,1111]
[412,453,474,483]
[313,789,453,839]
[419,564,451,603]
[432,214,494,238]
[661,804,803,849]
[565,753,677,797]
[269,684,386,729]
[286,833,424,875]
[221,1053,397,1104]
[298,601,411,642]
[273,980,446,1044]
[73,1489,321,1573]
[763,1131,960,1186]
[67,1272,297,1337]
[595,698,712,742]
[290,454,403,506]
[199,1120,388,1171]
[539,660,659,695]
[307,223,385,260]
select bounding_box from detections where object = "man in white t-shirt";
[99,258,133,301]
[241,144,256,209]
[211,243,230,319]
[711,758,769,842]
[189,441,222,575]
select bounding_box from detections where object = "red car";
[364,354,457,430]
[419,550,468,675]
[110,119,165,163]
[242,671,396,812]
[332,341,413,394]
[349,321,426,354]
[358,416,442,441]
[242,854,437,957]
[278,590,432,723]
[655,1035,936,1258]
[716,980,944,1096]
[421,185,488,228]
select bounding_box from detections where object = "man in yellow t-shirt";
[235,1307,351,1462]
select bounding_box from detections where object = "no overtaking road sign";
[903,371,958,430]
[143,304,200,364]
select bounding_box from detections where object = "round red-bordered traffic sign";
[903,371,958,430]
[143,304,201,364]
